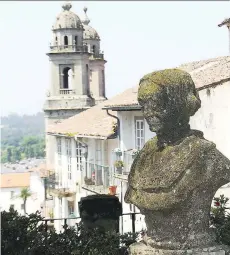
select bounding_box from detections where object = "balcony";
[89,52,104,60]
[46,173,76,199]
[49,45,88,53]
[82,162,112,195]
[59,89,76,95]
[112,149,139,180]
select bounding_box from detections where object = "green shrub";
[210,194,230,246]
[1,208,139,255]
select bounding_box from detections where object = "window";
[66,139,72,180]
[57,138,62,166]
[55,36,58,46]
[21,204,25,210]
[10,204,14,209]
[92,45,96,54]
[62,67,72,89]
[64,35,68,48]
[76,141,82,171]
[68,201,74,215]
[10,191,15,199]
[86,64,90,95]
[57,137,62,185]
[74,36,78,46]
[135,118,145,150]
[59,198,62,218]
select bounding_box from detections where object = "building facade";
[43,3,107,169]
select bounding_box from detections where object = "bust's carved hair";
[138,69,201,118]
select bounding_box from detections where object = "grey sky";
[0,1,229,116]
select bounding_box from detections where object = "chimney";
[218,18,230,55]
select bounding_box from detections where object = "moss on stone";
[65,132,78,137]
[138,68,193,102]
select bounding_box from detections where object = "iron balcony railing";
[112,149,139,177]
[83,162,111,187]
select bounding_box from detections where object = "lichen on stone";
[125,68,230,253]
[138,68,194,103]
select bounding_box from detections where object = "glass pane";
[137,130,140,137]
[141,130,144,138]
[141,121,144,129]
[136,121,140,129]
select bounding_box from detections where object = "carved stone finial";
[62,1,72,11]
[82,6,90,25]
[125,69,230,254]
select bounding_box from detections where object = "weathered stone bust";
[125,69,230,254]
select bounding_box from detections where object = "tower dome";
[53,2,83,30]
[82,7,100,40]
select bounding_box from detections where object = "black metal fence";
[42,212,146,234]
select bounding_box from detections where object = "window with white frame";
[76,141,82,171]
[59,197,62,218]
[135,118,145,150]
[57,138,62,166]
[56,137,62,186]
[65,139,72,180]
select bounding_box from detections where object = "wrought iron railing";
[112,149,138,176]
[42,212,146,234]
[83,162,111,187]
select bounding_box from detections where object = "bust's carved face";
[141,96,166,133]
[138,69,201,135]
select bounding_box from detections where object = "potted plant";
[84,176,95,185]
[114,160,124,174]
[132,149,139,159]
[114,148,122,157]
[108,185,117,195]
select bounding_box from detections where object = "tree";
[6,147,12,162]
[18,188,32,215]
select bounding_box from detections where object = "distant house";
[0,171,45,215]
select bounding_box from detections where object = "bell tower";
[44,2,107,168]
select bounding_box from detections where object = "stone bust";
[125,69,230,252]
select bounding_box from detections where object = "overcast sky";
[0,1,229,116]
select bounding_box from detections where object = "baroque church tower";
[44,2,107,168]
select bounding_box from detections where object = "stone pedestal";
[129,242,230,255]
[78,194,122,232]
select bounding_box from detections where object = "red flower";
[214,201,220,207]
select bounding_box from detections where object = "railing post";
[45,220,48,232]
[64,218,67,227]
[131,213,136,234]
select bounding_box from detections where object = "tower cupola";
[82,7,101,57]
[50,2,85,53]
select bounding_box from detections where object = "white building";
[0,171,45,215]
[103,56,230,204]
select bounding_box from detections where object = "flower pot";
[109,186,117,195]
[116,167,122,174]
